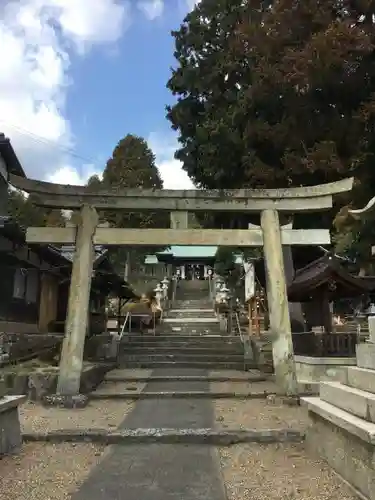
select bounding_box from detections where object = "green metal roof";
[158,246,217,259]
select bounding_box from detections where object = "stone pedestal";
[302,332,375,499]
[0,395,26,456]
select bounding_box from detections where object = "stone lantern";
[154,283,163,307]
[220,285,231,303]
[161,277,169,299]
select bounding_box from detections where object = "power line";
[0,120,96,164]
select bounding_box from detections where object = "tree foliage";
[7,189,65,228]
[167,0,375,257]
[84,134,169,275]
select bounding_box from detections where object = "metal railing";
[118,312,130,341]
[234,311,243,340]
[118,310,157,340]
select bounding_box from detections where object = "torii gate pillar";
[53,204,98,406]
[261,209,298,396]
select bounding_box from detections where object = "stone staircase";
[303,330,375,499]
[119,279,251,371]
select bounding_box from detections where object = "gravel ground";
[211,380,279,394]
[20,399,135,433]
[214,397,310,430]
[0,443,107,500]
[219,443,357,500]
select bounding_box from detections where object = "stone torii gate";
[9,174,353,401]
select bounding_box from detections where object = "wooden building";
[287,253,375,333]
[0,133,136,334]
[156,246,216,279]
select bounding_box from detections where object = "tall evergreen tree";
[86,134,168,277]
[167,0,375,267]
[7,189,65,228]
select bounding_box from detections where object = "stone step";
[161,325,223,337]
[123,341,242,350]
[345,366,375,394]
[319,381,375,423]
[123,334,241,342]
[122,347,244,355]
[22,428,304,445]
[163,318,219,324]
[120,344,244,356]
[105,374,266,382]
[90,390,268,400]
[119,360,248,369]
[172,305,213,310]
[167,312,216,319]
[123,341,242,349]
[160,329,224,335]
[302,396,375,444]
[173,299,213,309]
[169,309,214,314]
[356,342,375,370]
[161,323,222,329]
[120,352,245,363]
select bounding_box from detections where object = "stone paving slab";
[118,368,213,429]
[72,444,227,500]
[73,368,225,499]
[105,368,152,379]
[104,368,266,382]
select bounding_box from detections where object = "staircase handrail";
[234,311,244,342]
[119,312,130,340]
[171,277,178,306]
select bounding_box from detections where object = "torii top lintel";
[9,174,354,213]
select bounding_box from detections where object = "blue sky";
[67,3,188,183]
[0,0,196,189]
[68,8,177,150]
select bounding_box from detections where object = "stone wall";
[0,321,39,334]
[295,356,356,384]
[306,413,375,500]
[2,363,114,402]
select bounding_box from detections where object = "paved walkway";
[72,369,228,500]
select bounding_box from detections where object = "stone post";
[54,204,98,406]
[170,211,188,230]
[356,315,375,371]
[260,209,298,396]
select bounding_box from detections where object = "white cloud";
[0,0,129,184]
[148,132,195,190]
[186,0,201,11]
[137,0,164,20]
[48,164,102,186]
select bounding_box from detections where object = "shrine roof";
[0,133,26,177]
[157,246,218,259]
[58,244,107,266]
[0,221,136,299]
[287,254,375,301]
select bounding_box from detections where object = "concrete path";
[72,368,228,500]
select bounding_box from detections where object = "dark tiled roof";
[59,244,107,265]
[0,134,26,177]
[287,254,375,301]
